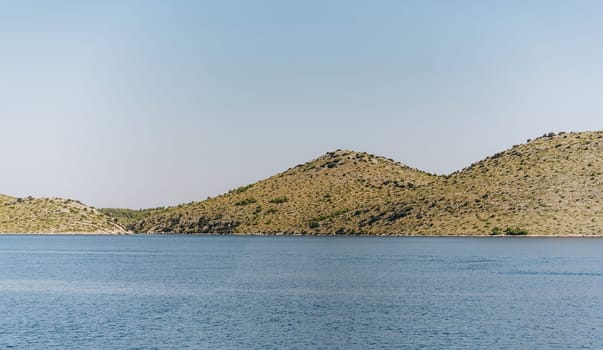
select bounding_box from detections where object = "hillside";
[126,131,603,236]
[99,207,165,230]
[0,195,127,234]
[129,150,438,234]
[326,131,603,235]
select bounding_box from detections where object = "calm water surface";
[1,236,603,349]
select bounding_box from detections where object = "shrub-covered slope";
[130,150,438,234]
[328,131,603,235]
[0,195,127,233]
[99,207,164,231]
[127,131,603,236]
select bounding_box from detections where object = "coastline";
[0,232,131,235]
[1,232,601,237]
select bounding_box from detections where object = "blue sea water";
[1,235,603,349]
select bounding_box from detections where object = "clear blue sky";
[2,0,603,208]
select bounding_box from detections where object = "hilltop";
[122,131,603,236]
[326,131,603,235]
[129,150,438,234]
[0,195,127,234]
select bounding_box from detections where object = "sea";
[1,235,602,349]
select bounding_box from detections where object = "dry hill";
[326,131,603,235]
[130,131,603,235]
[0,195,127,234]
[130,150,438,234]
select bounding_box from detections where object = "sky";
[2,0,603,209]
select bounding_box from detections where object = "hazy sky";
[2,0,603,208]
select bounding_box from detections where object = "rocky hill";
[129,150,438,234]
[327,131,603,235]
[123,131,603,236]
[0,195,127,234]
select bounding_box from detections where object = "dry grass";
[15,131,601,235]
[0,195,126,233]
[329,131,603,235]
[132,150,437,234]
[134,131,603,236]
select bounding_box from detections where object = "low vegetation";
[130,149,437,234]
[490,227,528,236]
[5,131,603,236]
[504,227,529,236]
[131,131,603,236]
[99,207,165,230]
[0,195,126,233]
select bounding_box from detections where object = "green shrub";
[266,208,277,214]
[504,227,528,236]
[235,197,257,206]
[489,227,502,235]
[321,159,341,168]
[229,184,254,194]
[269,196,289,204]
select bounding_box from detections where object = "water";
[1,236,603,349]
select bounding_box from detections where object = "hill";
[128,150,438,234]
[124,131,603,236]
[0,195,127,234]
[326,131,603,235]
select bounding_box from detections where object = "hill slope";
[127,131,603,236]
[0,195,127,233]
[327,131,603,235]
[130,150,438,234]
[99,207,165,230]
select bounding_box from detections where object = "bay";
[1,235,602,349]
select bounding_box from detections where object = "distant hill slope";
[125,131,603,236]
[0,195,127,233]
[129,150,438,234]
[327,131,603,235]
[99,207,164,230]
